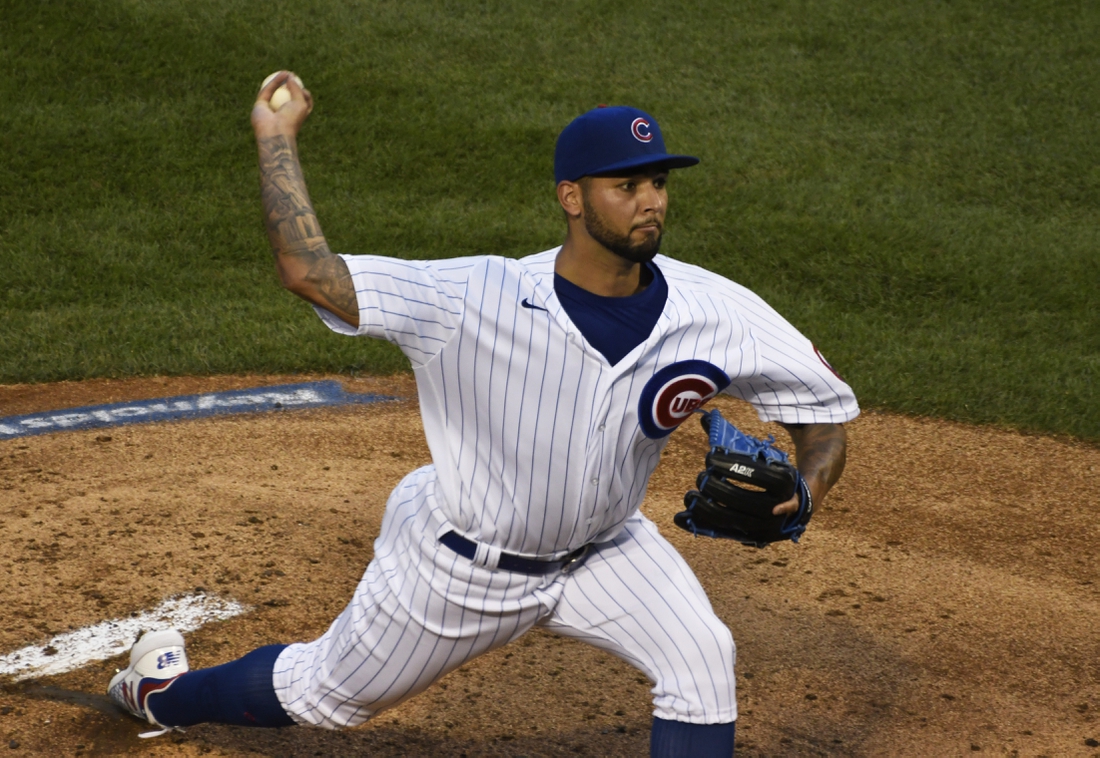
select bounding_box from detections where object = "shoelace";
[139,725,185,739]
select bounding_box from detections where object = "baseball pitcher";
[107,72,858,757]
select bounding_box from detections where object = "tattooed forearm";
[258,134,327,256]
[779,422,848,505]
[257,134,358,326]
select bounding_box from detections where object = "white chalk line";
[0,593,248,681]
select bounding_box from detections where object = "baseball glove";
[675,408,813,548]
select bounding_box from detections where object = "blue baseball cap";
[554,106,699,183]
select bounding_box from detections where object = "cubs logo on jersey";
[638,360,731,439]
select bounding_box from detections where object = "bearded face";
[579,175,666,264]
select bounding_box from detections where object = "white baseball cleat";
[107,629,189,736]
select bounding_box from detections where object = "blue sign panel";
[0,381,394,440]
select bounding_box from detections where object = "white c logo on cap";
[631,117,653,143]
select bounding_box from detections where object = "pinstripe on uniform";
[273,247,859,727]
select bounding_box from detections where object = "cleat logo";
[117,681,139,711]
[157,650,182,669]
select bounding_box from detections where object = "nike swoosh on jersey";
[521,298,548,312]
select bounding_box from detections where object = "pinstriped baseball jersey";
[274,245,858,729]
[314,247,858,559]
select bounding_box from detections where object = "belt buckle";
[559,543,591,575]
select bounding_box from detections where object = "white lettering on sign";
[0,383,370,439]
[111,407,150,418]
[50,413,93,427]
[19,418,55,428]
[211,395,262,407]
[267,390,322,405]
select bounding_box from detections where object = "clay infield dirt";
[0,374,1096,757]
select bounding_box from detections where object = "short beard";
[581,192,663,264]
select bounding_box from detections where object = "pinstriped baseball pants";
[272,471,737,728]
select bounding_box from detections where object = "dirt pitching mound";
[0,375,1097,756]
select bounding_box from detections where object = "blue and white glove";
[675,408,813,548]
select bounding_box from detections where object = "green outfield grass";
[1,0,1097,440]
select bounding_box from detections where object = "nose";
[638,180,666,215]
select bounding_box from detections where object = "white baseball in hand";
[262,72,304,111]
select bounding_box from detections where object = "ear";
[557,180,584,220]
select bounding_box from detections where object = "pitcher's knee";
[651,622,737,722]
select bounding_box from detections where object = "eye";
[654,175,668,189]
[621,180,636,191]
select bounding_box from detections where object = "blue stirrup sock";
[650,717,736,757]
[146,644,296,728]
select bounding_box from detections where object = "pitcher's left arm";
[772,422,848,515]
